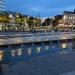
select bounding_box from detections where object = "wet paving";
[0,39,75,75]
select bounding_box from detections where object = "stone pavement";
[0,32,75,45]
[1,51,75,75]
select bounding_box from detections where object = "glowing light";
[17,48,22,56]
[9,14,13,18]
[0,25,2,30]
[15,27,18,30]
[11,50,16,57]
[36,47,41,53]
[16,14,19,18]
[61,43,67,49]
[28,48,32,55]
[63,15,67,20]
[0,51,4,61]
[0,27,2,30]
[45,46,49,50]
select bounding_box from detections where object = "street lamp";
[16,14,19,18]
[9,14,13,18]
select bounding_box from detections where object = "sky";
[5,0,75,17]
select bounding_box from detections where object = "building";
[54,15,63,26]
[56,10,75,31]
[0,0,5,11]
[63,10,75,25]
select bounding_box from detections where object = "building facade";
[54,15,63,25]
[0,0,5,11]
[63,10,75,25]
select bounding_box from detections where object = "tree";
[53,15,63,26]
[41,18,51,26]
[27,16,34,28]
[0,11,9,23]
[16,13,24,24]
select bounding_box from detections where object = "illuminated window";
[73,17,74,19]
[71,17,73,19]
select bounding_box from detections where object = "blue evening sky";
[5,0,75,17]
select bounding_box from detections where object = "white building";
[0,0,5,11]
[63,10,75,25]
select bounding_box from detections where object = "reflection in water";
[60,50,67,54]
[0,51,4,61]
[45,46,49,50]
[11,50,16,57]
[61,43,67,49]
[36,47,41,54]
[1,40,75,63]
[17,48,23,56]
[28,48,32,55]
[60,43,68,54]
